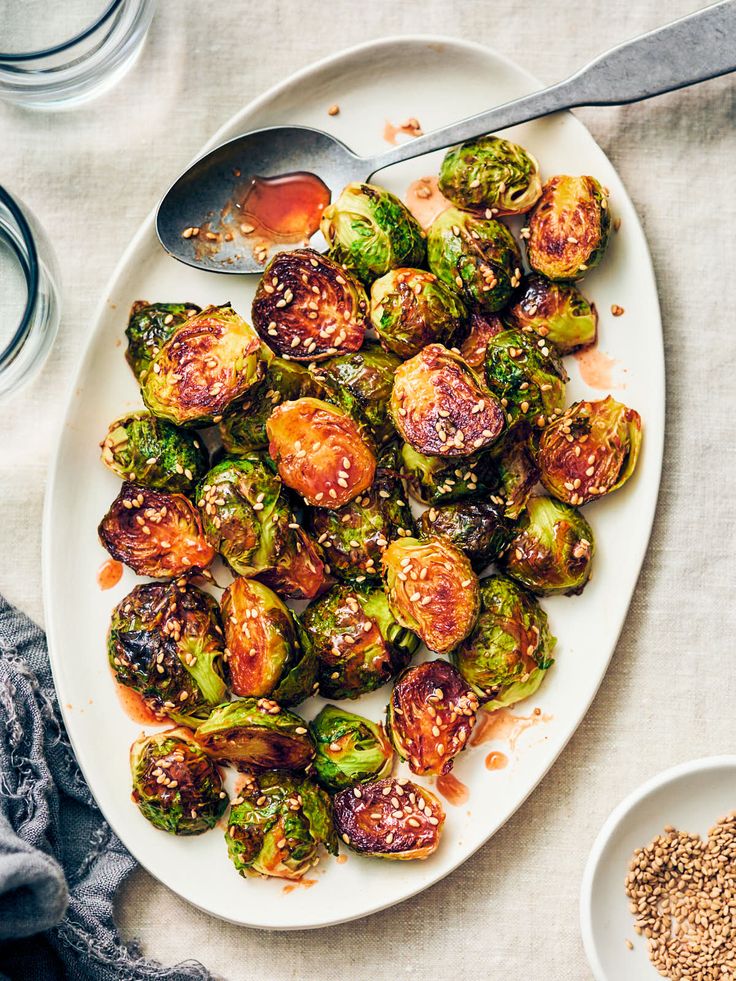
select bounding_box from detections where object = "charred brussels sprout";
[391,344,505,458]
[195,699,314,772]
[100,412,208,494]
[459,310,505,369]
[257,526,330,602]
[108,581,227,726]
[500,495,594,596]
[490,427,541,520]
[221,577,316,705]
[141,304,262,427]
[320,182,426,284]
[427,207,522,313]
[400,443,498,505]
[538,396,642,505]
[506,274,597,354]
[453,575,555,708]
[485,328,568,429]
[333,777,444,860]
[388,660,479,776]
[302,583,419,699]
[251,249,368,361]
[420,499,511,571]
[130,729,227,835]
[312,342,400,447]
[99,482,215,579]
[310,705,394,793]
[266,397,376,508]
[439,135,542,216]
[226,771,337,880]
[125,300,200,382]
[527,175,611,281]
[369,268,467,359]
[382,535,480,655]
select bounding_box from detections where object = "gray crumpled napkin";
[0,595,212,980]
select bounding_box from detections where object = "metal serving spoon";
[157,0,736,274]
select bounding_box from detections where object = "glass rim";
[0,187,39,366]
[0,0,125,63]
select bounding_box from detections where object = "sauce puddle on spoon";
[235,172,329,245]
[436,772,470,806]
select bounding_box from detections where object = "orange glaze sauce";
[97,558,123,590]
[436,772,470,807]
[336,854,348,865]
[470,707,551,751]
[573,347,623,389]
[404,176,451,229]
[282,877,317,894]
[115,684,162,726]
[485,751,509,771]
[235,172,329,246]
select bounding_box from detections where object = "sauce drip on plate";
[97,558,122,590]
[116,685,162,726]
[485,751,509,771]
[470,707,551,750]
[436,772,470,806]
[573,346,623,389]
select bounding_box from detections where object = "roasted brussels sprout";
[312,342,400,447]
[108,581,227,726]
[538,396,643,505]
[500,495,594,596]
[251,249,368,361]
[459,310,505,369]
[266,397,376,508]
[100,412,208,495]
[125,300,200,382]
[302,583,419,699]
[257,526,330,602]
[439,135,542,216]
[226,771,337,880]
[506,274,597,355]
[195,699,314,772]
[99,482,215,579]
[369,268,467,359]
[221,577,317,705]
[310,705,393,793]
[320,182,426,284]
[485,328,568,429]
[388,660,478,775]
[420,499,511,571]
[141,304,263,427]
[391,344,505,458]
[333,776,444,860]
[130,729,227,835]
[427,207,522,313]
[400,443,498,505]
[490,427,541,520]
[309,446,414,583]
[453,575,555,708]
[527,175,611,281]
[382,535,480,654]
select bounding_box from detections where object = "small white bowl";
[580,755,736,980]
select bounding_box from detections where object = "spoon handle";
[366,0,736,175]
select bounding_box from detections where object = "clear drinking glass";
[0,0,156,109]
[0,187,61,401]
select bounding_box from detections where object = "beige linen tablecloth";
[1,1,734,977]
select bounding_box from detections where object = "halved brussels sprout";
[312,342,400,447]
[195,699,315,772]
[301,583,419,700]
[485,328,568,429]
[257,526,330,602]
[452,574,555,709]
[459,310,505,369]
[427,207,522,313]
[527,175,611,281]
[500,495,594,596]
[99,482,215,579]
[221,577,317,705]
[125,300,200,382]
[439,135,542,216]
[369,268,467,359]
[388,660,479,776]
[310,705,394,793]
[309,446,414,583]
[141,304,263,427]
[538,396,643,505]
[100,412,208,495]
[108,581,228,726]
[382,535,480,655]
[506,274,597,355]
[420,499,511,571]
[130,729,227,835]
[226,771,337,880]
[391,344,505,458]
[251,248,368,361]
[320,182,426,284]
[333,777,444,860]
[400,443,499,506]
[266,397,376,508]
[489,426,541,519]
